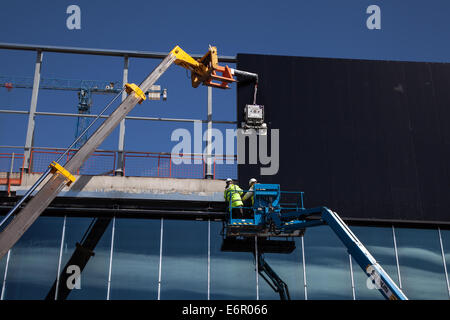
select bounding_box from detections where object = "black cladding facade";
[237,53,450,225]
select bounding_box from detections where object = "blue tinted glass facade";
[258,238,305,300]
[160,220,208,300]
[2,216,62,299]
[441,229,450,299]
[0,216,7,299]
[210,222,256,300]
[350,226,398,300]
[63,217,112,300]
[395,228,448,299]
[109,218,161,300]
[304,225,353,299]
[0,215,449,300]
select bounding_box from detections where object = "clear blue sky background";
[0,0,449,156]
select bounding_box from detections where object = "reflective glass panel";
[110,218,161,299]
[63,217,112,300]
[258,238,304,300]
[0,215,6,299]
[395,227,448,299]
[303,225,353,299]
[441,229,450,299]
[3,216,63,299]
[160,219,208,299]
[350,226,398,300]
[210,222,256,300]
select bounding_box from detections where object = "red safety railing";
[0,153,25,195]
[0,148,237,183]
[213,155,238,180]
[29,148,116,176]
[123,152,237,179]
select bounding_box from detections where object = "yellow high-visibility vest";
[224,184,244,208]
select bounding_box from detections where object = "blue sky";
[1,0,450,157]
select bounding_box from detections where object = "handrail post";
[157,154,160,177]
[7,153,15,196]
[169,153,172,178]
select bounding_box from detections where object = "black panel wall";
[237,53,450,224]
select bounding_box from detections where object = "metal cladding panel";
[237,53,450,224]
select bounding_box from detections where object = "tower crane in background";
[0,76,166,147]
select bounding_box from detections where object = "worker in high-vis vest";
[242,178,257,218]
[224,178,244,219]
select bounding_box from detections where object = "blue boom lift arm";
[222,184,408,300]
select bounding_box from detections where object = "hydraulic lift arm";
[0,45,239,261]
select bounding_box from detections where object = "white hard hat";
[249,178,257,185]
[226,178,233,183]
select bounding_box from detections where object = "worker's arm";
[242,186,254,201]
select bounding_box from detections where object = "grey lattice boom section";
[0,54,177,260]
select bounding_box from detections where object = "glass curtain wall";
[303,225,353,299]
[109,218,161,300]
[350,226,399,300]
[63,217,112,300]
[1,216,63,299]
[210,222,257,300]
[440,229,450,299]
[0,214,449,300]
[160,219,208,299]
[395,227,448,299]
[258,237,305,300]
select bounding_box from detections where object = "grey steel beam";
[0,42,237,63]
[23,50,43,173]
[0,145,238,160]
[115,56,129,176]
[0,109,237,124]
[0,110,29,115]
[0,53,177,260]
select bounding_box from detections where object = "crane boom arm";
[0,45,215,260]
